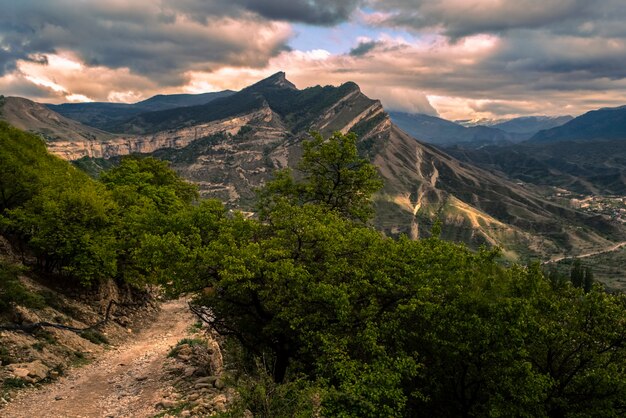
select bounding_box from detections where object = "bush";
[0,261,45,315]
[80,329,109,345]
[167,338,206,358]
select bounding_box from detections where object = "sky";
[1,0,626,121]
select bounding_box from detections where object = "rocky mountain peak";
[246,71,297,92]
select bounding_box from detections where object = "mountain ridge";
[3,73,624,262]
[530,105,626,143]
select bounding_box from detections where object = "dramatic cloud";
[367,0,601,38]
[232,0,362,25]
[349,40,384,57]
[2,0,626,119]
[0,0,292,83]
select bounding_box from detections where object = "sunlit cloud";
[1,0,626,119]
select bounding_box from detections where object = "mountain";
[446,105,626,195]
[447,138,626,195]
[491,116,573,136]
[530,106,626,143]
[0,96,114,147]
[389,111,517,147]
[47,90,235,131]
[5,73,625,262]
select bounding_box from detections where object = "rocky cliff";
[4,74,625,262]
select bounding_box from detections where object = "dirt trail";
[2,299,194,418]
[543,241,626,264]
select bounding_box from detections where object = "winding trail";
[543,241,626,264]
[2,299,193,418]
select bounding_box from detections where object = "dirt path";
[543,241,626,264]
[2,299,194,418]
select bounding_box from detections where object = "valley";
[2,73,625,280]
[3,3,626,415]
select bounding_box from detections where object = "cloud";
[0,0,292,83]
[2,0,626,120]
[234,0,363,25]
[366,0,599,38]
[349,40,383,56]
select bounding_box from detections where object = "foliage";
[0,124,199,288]
[0,261,45,315]
[221,369,320,418]
[80,329,109,345]
[258,131,383,222]
[167,338,207,358]
[2,122,626,415]
[570,258,595,293]
[7,180,118,284]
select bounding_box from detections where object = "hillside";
[47,90,234,131]
[0,96,113,145]
[7,73,626,262]
[448,141,626,195]
[530,105,626,142]
[389,111,517,146]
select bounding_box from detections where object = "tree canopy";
[2,125,626,416]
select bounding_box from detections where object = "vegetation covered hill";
[388,111,517,147]
[5,73,626,267]
[531,105,626,143]
[47,90,235,132]
[1,124,626,416]
[448,140,626,195]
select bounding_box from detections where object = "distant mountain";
[389,111,517,147]
[530,106,626,143]
[4,74,624,262]
[0,96,113,149]
[446,105,626,195]
[133,91,236,111]
[47,90,234,131]
[491,116,573,136]
[108,73,626,259]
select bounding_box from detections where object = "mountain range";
[447,105,626,195]
[389,112,574,147]
[1,73,624,265]
[47,90,234,132]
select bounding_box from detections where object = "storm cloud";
[1,0,626,119]
[0,0,293,82]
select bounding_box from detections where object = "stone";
[195,376,217,384]
[156,399,177,409]
[177,354,192,362]
[183,366,196,377]
[8,360,49,383]
[176,344,193,357]
[214,378,225,390]
[187,393,200,401]
[195,383,211,389]
[55,395,63,401]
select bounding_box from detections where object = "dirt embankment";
[1,299,198,418]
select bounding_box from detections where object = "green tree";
[258,131,383,222]
[570,258,585,288]
[7,178,118,285]
[583,266,595,293]
[99,156,199,283]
